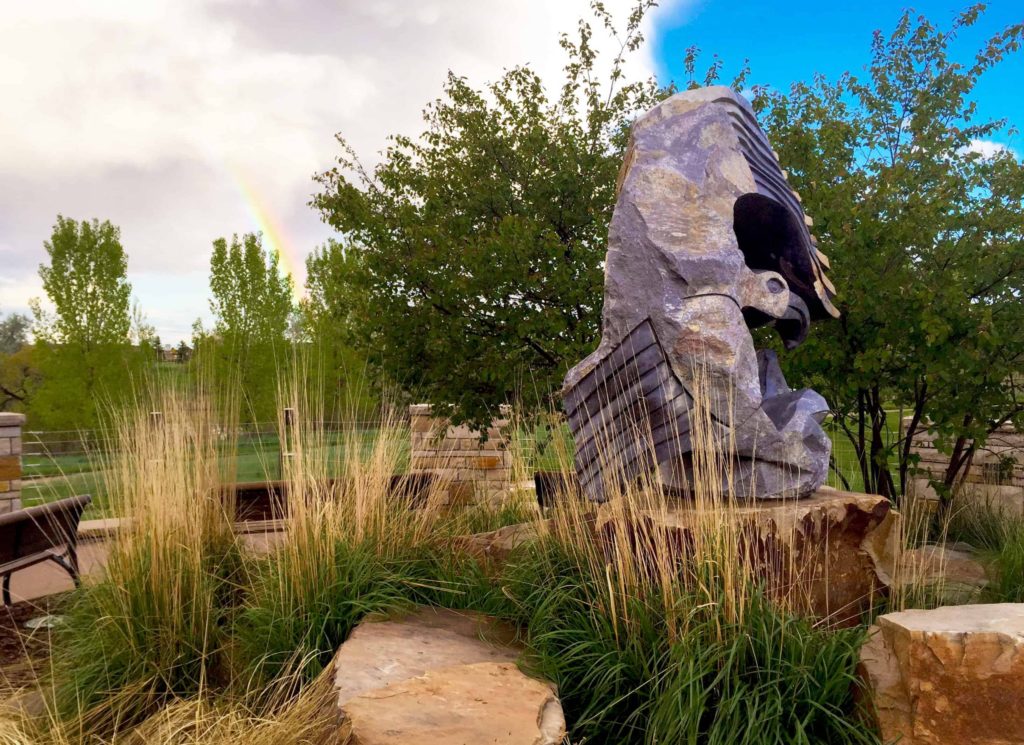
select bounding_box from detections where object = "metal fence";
[20,419,399,481]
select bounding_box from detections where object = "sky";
[1,0,1021,345]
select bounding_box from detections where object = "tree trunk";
[898,383,928,499]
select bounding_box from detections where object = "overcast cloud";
[0,0,685,342]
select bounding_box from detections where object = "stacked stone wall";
[409,405,511,505]
[0,412,25,514]
[907,418,1024,514]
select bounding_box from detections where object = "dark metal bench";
[224,474,442,522]
[0,494,92,605]
[534,470,581,510]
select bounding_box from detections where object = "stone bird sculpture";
[563,86,838,502]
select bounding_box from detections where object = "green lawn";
[823,410,905,493]
[21,428,408,518]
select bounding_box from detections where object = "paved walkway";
[6,522,285,605]
[6,540,109,605]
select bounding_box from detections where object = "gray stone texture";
[563,87,837,501]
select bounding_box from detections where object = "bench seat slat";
[0,547,65,575]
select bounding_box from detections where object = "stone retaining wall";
[0,412,25,514]
[409,405,511,505]
[906,417,1023,514]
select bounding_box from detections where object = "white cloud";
[0,0,684,342]
[963,138,1018,160]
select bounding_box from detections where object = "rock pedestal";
[332,606,565,745]
[409,405,512,506]
[0,412,25,514]
[610,487,898,625]
[859,603,1024,745]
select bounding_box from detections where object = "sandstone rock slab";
[602,487,898,625]
[897,544,989,604]
[454,521,546,568]
[333,607,565,745]
[859,603,1024,744]
[340,661,565,745]
[333,606,521,705]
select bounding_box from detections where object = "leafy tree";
[0,347,38,412]
[30,216,144,428]
[756,6,1024,505]
[302,241,379,419]
[0,311,35,411]
[199,232,293,422]
[0,313,30,355]
[312,3,671,426]
[175,341,192,364]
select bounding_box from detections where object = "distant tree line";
[1,220,377,430]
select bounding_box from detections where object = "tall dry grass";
[43,388,245,736]
[0,666,338,745]
[232,374,462,686]
[0,364,885,743]
[498,371,877,743]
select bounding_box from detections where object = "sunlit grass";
[1,371,889,743]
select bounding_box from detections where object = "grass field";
[21,429,408,517]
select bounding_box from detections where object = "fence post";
[280,407,296,478]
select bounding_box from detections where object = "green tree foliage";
[0,311,36,411]
[0,312,30,355]
[29,216,146,428]
[175,341,191,364]
[312,3,666,426]
[197,232,294,422]
[756,6,1024,503]
[302,241,379,419]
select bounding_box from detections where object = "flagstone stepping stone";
[332,606,564,745]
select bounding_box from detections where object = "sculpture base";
[601,486,898,626]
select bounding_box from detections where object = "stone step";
[332,606,564,745]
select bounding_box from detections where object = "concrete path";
[6,521,285,605]
[5,540,109,605]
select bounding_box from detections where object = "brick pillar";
[0,412,25,514]
[409,405,511,505]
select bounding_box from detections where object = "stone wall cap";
[0,413,26,426]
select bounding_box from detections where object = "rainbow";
[227,166,305,303]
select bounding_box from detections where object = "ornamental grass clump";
[231,382,461,686]
[493,374,879,744]
[49,389,245,737]
[0,666,340,745]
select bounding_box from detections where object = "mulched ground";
[0,593,69,690]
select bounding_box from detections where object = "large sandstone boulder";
[332,606,564,745]
[859,603,1024,744]
[601,487,898,625]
